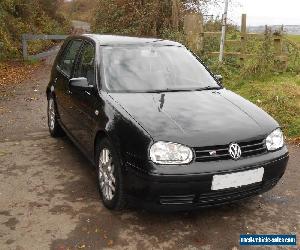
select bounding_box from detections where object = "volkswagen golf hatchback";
[46,34,289,210]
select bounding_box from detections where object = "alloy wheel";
[98,148,116,201]
[48,98,55,131]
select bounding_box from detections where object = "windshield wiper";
[144,88,194,93]
[192,86,222,91]
[133,86,222,93]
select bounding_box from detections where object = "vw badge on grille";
[209,150,217,156]
[228,143,241,160]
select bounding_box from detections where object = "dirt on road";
[0,58,299,250]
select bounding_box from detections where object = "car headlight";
[266,128,284,151]
[149,141,193,165]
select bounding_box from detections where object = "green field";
[225,73,300,139]
[287,34,300,45]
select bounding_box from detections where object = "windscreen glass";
[102,46,219,92]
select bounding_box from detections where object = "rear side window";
[74,42,96,85]
[59,40,82,77]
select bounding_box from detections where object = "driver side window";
[59,40,82,77]
[74,42,96,86]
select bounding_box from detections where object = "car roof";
[81,34,183,47]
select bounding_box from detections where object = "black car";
[46,34,289,211]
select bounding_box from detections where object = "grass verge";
[287,35,300,45]
[225,73,300,139]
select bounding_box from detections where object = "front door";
[55,39,83,131]
[70,41,98,155]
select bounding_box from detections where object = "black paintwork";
[46,34,289,210]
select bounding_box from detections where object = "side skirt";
[57,118,96,167]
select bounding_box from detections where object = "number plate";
[211,167,264,191]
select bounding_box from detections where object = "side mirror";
[215,74,223,83]
[69,77,93,90]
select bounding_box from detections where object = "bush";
[240,30,276,78]
[92,0,180,37]
[0,0,70,60]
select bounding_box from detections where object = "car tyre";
[96,138,127,210]
[47,96,65,137]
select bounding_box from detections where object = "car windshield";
[102,45,220,93]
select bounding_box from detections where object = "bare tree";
[184,0,224,14]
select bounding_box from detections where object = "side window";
[74,42,95,85]
[59,40,82,77]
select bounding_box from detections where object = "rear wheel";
[47,96,64,137]
[96,138,126,210]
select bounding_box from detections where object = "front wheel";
[96,138,127,210]
[47,96,64,137]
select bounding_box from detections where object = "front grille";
[158,178,279,207]
[194,139,267,162]
[159,195,195,205]
[196,177,279,206]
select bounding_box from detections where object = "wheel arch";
[93,129,124,167]
[94,130,111,162]
[46,86,57,98]
[46,87,51,99]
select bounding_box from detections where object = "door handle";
[85,90,91,96]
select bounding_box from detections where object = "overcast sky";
[211,0,300,26]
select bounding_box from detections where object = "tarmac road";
[0,58,299,250]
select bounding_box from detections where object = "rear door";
[55,39,83,130]
[70,40,98,155]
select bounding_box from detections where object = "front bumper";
[123,146,289,211]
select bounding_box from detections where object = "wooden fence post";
[171,0,180,30]
[273,35,282,56]
[22,34,28,60]
[273,26,288,71]
[184,12,204,53]
[199,14,204,52]
[240,14,247,62]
